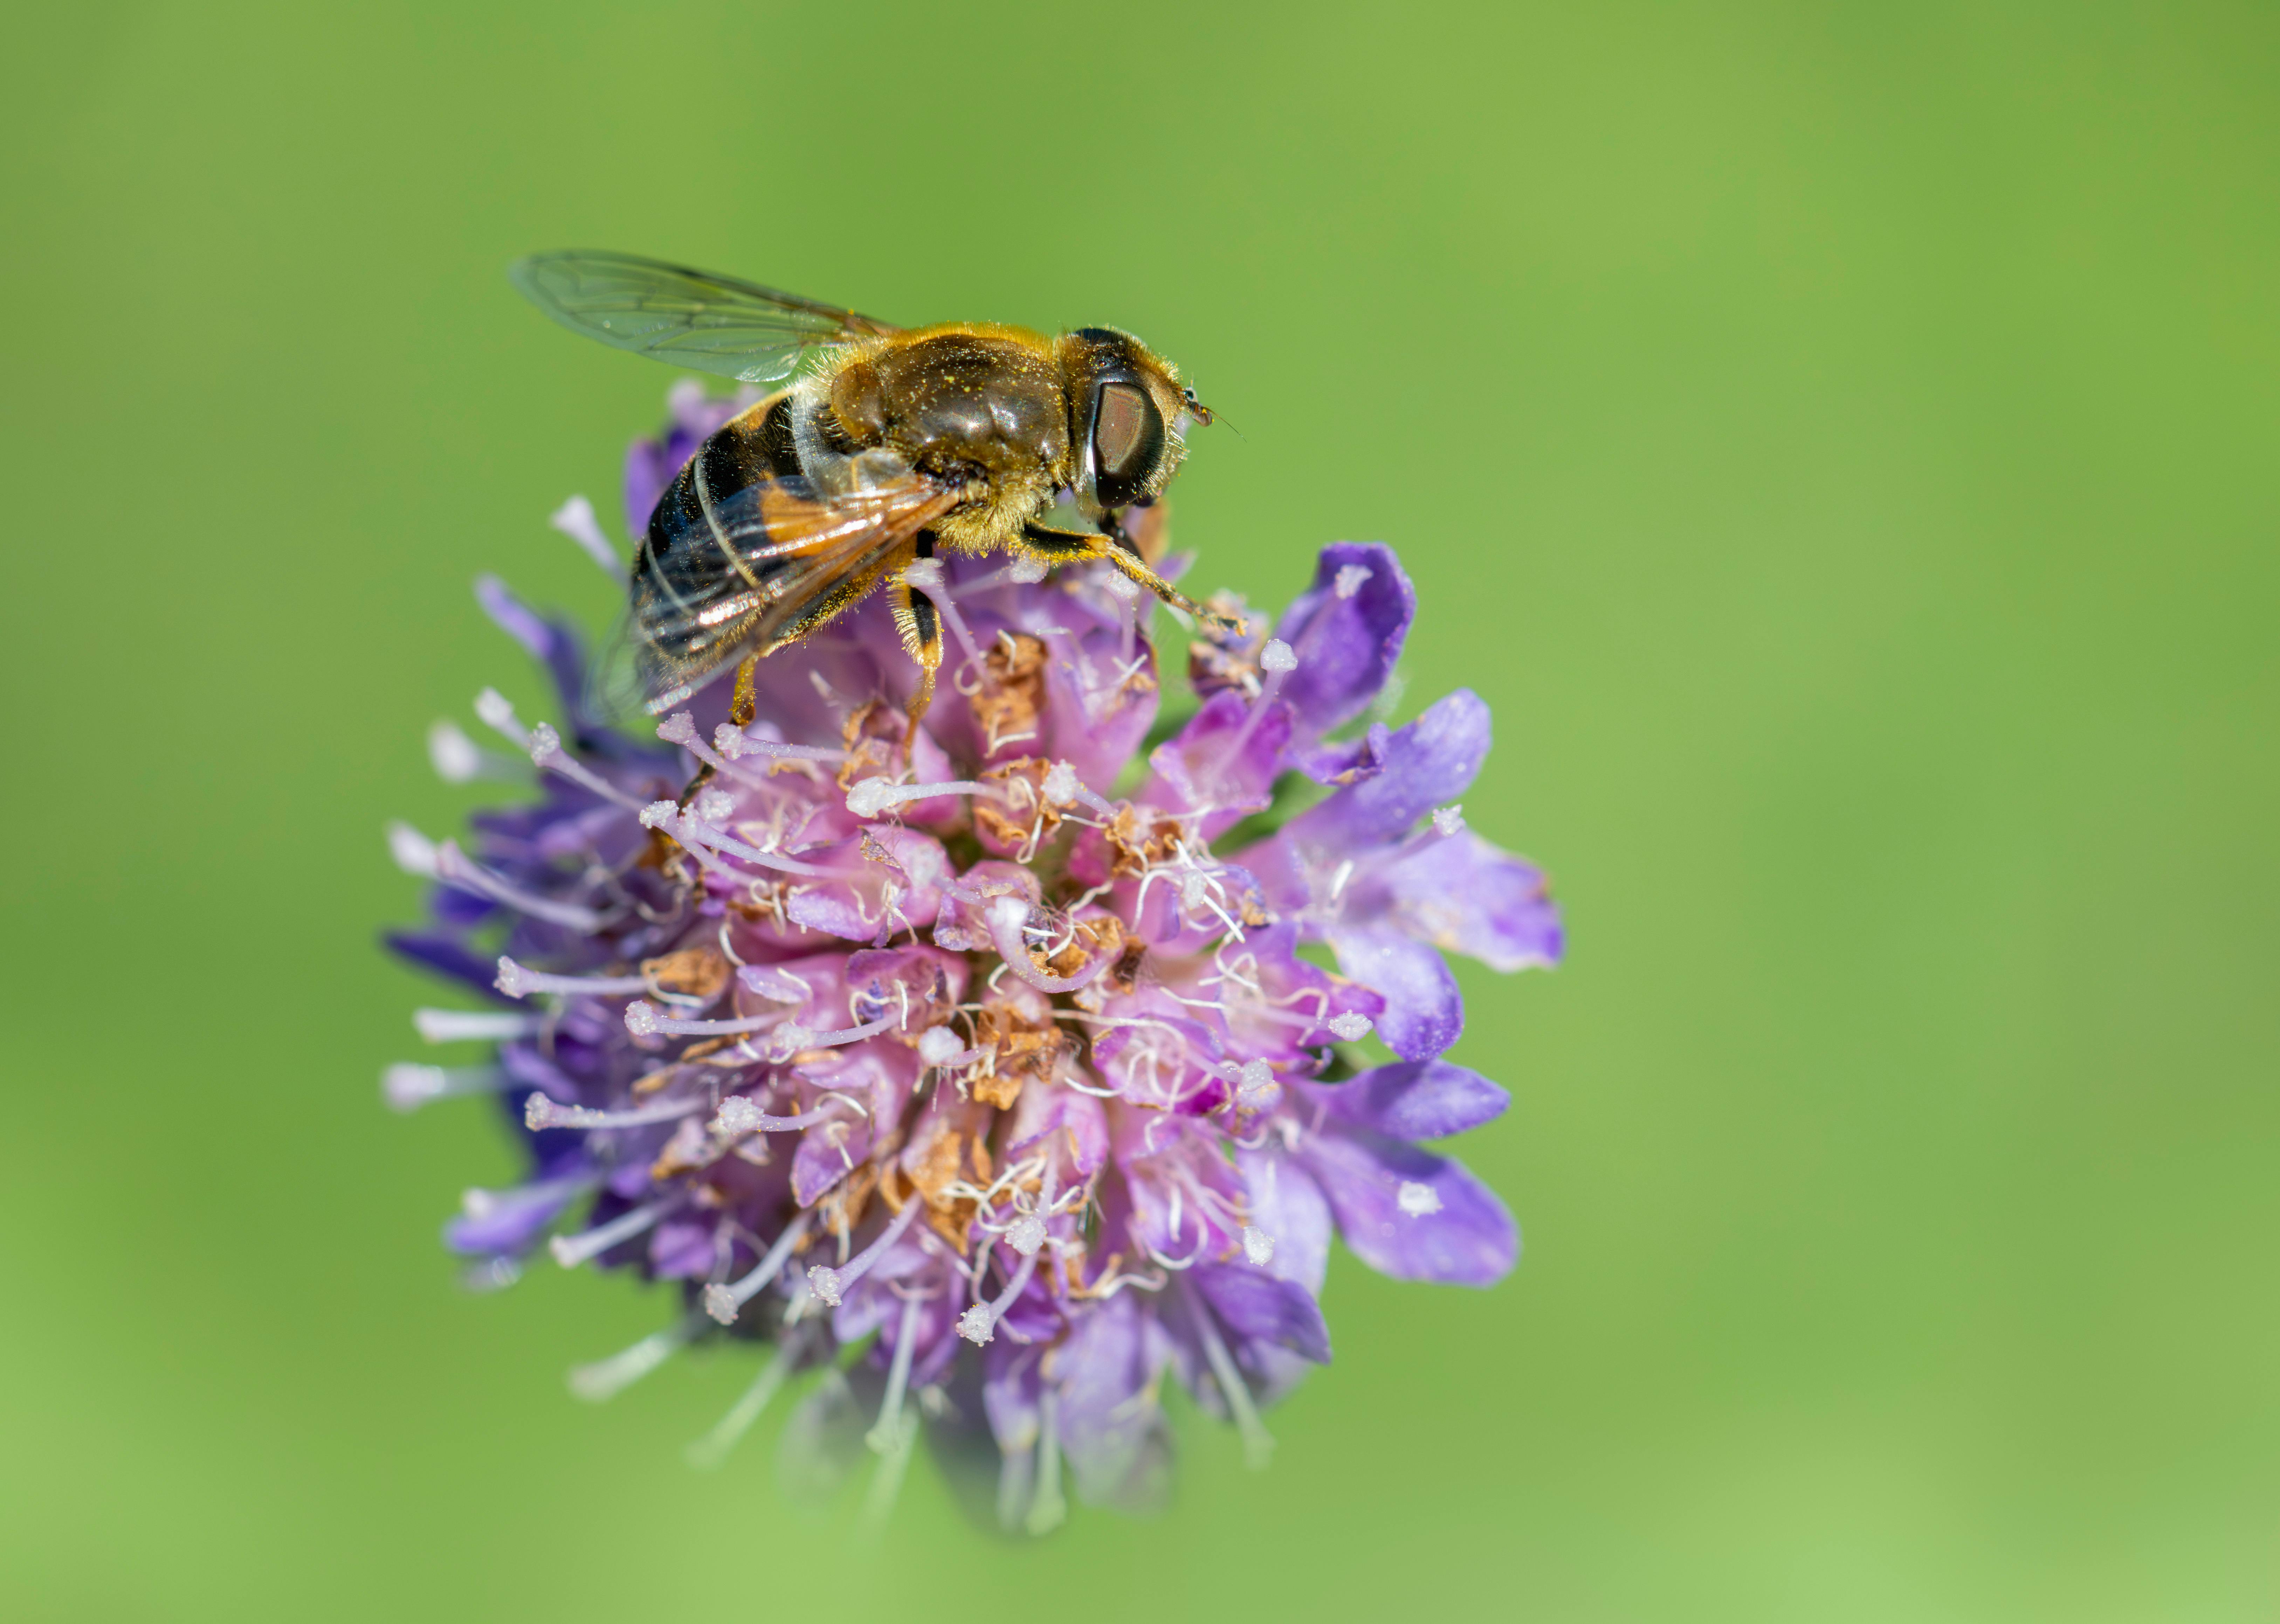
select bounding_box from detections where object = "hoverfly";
[510,251,1239,720]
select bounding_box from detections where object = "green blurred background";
[3,1,2274,1617]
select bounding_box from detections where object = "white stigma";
[1431,803,1467,837]
[386,820,440,877]
[957,1303,996,1343]
[806,1264,846,1308]
[1006,1213,1047,1256]
[548,494,621,575]
[1334,563,1374,599]
[426,719,484,783]
[1328,1012,1374,1042]
[1259,638,1298,674]
[1397,1180,1444,1217]
[493,956,530,998]
[623,1000,661,1036]
[1242,1225,1276,1267]
[1040,760,1079,806]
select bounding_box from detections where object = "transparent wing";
[598,472,961,717]
[510,251,903,383]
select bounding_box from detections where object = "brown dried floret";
[974,756,1061,854]
[836,699,902,790]
[1102,803,1189,880]
[641,945,731,999]
[969,633,1048,756]
[969,993,1069,1111]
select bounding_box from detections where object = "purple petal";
[1299,1128,1518,1286]
[1329,926,1463,1059]
[1287,689,1492,850]
[1141,689,1291,837]
[1190,1263,1332,1364]
[1311,1058,1510,1140]
[1381,831,1564,972]
[1272,542,1414,738]
[1235,1143,1335,1295]
[1056,1293,1175,1513]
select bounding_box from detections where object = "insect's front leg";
[1015,522,1246,636]
[887,541,945,731]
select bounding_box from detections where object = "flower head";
[385,390,1562,1530]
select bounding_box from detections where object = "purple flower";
[384,387,1563,1532]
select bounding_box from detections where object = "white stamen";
[1327,1012,1374,1042]
[1259,638,1298,674]
[525,1094,704,1132]
[473,687,530,749]
[1243,1225,1276,1267]
[806,1198,921,1308]
[709,1096,849,1138]
[1191,1291,1275,1470]
[425,719,504,784]
[687,1327,806,1468]
[386,821,440,877]
[459,1170,595,1221]
[381,1062,506,1111]
[494,955,650,1000]
[1397,1180,1443,1216]
[1040,760,1079,806]
[1334,563,1373,599]
[549,1196,677,1269]
[865,1292,925,1454]
[1007,557,1047,584]
[432,841,606,931]
[703,1211,813,1325]
[566,1315,696,1402]
[1102,569,1141,601]
[1431,803,1466,837]
[711,726,845,764]
[526,722,647,811]
[958,1245,1040,1346]
[414,1008,540,1044]
[1025,1385,1067,1535]
[845,775,999,820]
[548,495,621,575]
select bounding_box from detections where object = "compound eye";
[1094,382,1155,477]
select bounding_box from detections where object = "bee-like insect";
[510,251,1239,719]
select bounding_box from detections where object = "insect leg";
[888,570,944,730]
[730,654,761,727]
[1015,523,1246,636]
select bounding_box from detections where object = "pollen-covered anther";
[1242,1225,1276,1267]
[1327,1012,1374,1042]
[1397,1180,1444,1216]
[1005,1213,1048,1257]
[382,1062,505,1111]
[1259,637,1299,674]
[1233,1058,1281,1112]
[1431,803,1466,836]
